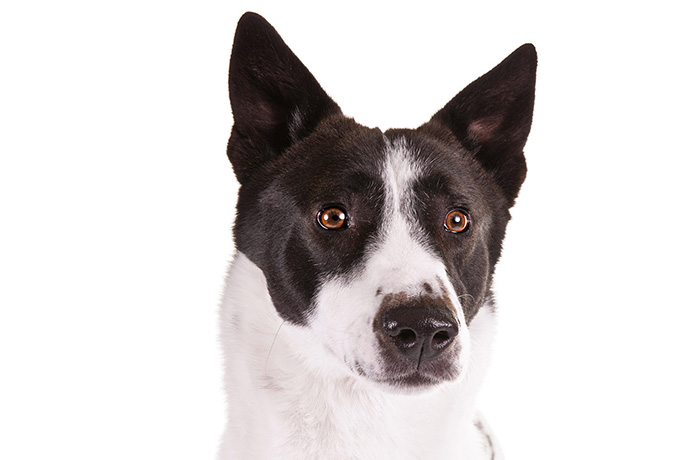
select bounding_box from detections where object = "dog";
[219,12,536,460]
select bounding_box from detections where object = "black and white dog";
[220,12,536,460]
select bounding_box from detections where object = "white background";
[1,1,678,459]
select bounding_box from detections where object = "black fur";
[227,12,536,326]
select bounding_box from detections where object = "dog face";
[227,13,536,391]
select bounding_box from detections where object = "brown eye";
[317,206,348,230]
[444,209,470,233]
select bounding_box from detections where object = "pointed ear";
[227,13,341,183]
[428,44,537,204]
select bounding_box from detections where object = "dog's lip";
[372,370,443,389]
[346,359,442,388]
[365,354,463,389]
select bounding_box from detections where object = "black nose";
[380,305,459,364]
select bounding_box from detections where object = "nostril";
[395,328,418,345]
[432,330,451,346]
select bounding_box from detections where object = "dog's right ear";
[227,12,341,183]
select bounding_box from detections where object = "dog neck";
[220,252,499,460]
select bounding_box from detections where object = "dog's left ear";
[426,44,537,204]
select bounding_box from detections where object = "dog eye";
[317,206,348,230]
[444,209,470,233]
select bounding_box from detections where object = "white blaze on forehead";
[383,137,422,212]
[369,137,453,300]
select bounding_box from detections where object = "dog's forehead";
[276,120,484,210]
[277,120,387,199]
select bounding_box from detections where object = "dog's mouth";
[375,371,448,390]
[359,364,463,393]
[349,340,463,392]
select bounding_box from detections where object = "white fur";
[219,138,502,459]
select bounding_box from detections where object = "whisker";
[457,293,475,303]
[265,320,286,373]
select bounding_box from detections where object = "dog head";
[227,13,536,392]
